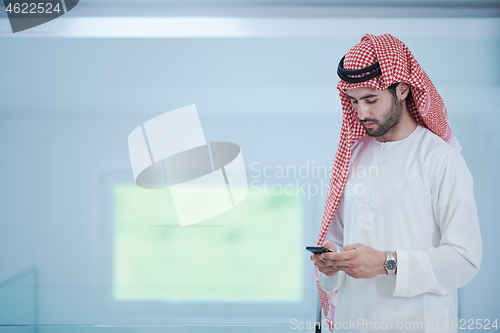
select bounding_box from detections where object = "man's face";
[346,86,403,137]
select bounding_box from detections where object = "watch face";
[385,261,397,270]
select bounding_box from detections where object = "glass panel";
[113,184,303,302]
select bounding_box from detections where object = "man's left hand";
[320,243,387,279]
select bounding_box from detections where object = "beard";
[361,96,403,137]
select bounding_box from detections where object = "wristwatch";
[384,251,397,275]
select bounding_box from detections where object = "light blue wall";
[0,29,498,328]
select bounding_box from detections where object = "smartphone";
[306,246,332,254]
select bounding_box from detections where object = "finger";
[314,258,346,270]
[343,243,362,251]
[323,260,351,268]
[310,253,324,261]
[313,259,327,266]
[314,259,335,268]
[321,241,338,252]
[315,256,351,268]
[321,251,352,261]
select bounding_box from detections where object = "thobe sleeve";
[393,147,482,297]
[318,192,345,293]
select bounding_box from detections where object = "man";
[310,34,482,332]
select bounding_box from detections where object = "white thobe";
[319,124,482,333]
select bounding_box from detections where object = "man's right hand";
[310,241,340,276]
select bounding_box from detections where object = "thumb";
[342,243,361,251]
[321,241,337,252]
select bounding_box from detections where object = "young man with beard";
[310,34,482,332]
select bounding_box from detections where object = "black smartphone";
[306,246,332,254]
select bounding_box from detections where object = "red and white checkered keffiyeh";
[315,33,461,331]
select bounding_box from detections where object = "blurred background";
[0,1,499,332]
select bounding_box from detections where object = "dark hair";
[387,83,399,100]
[387,82,410,103]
